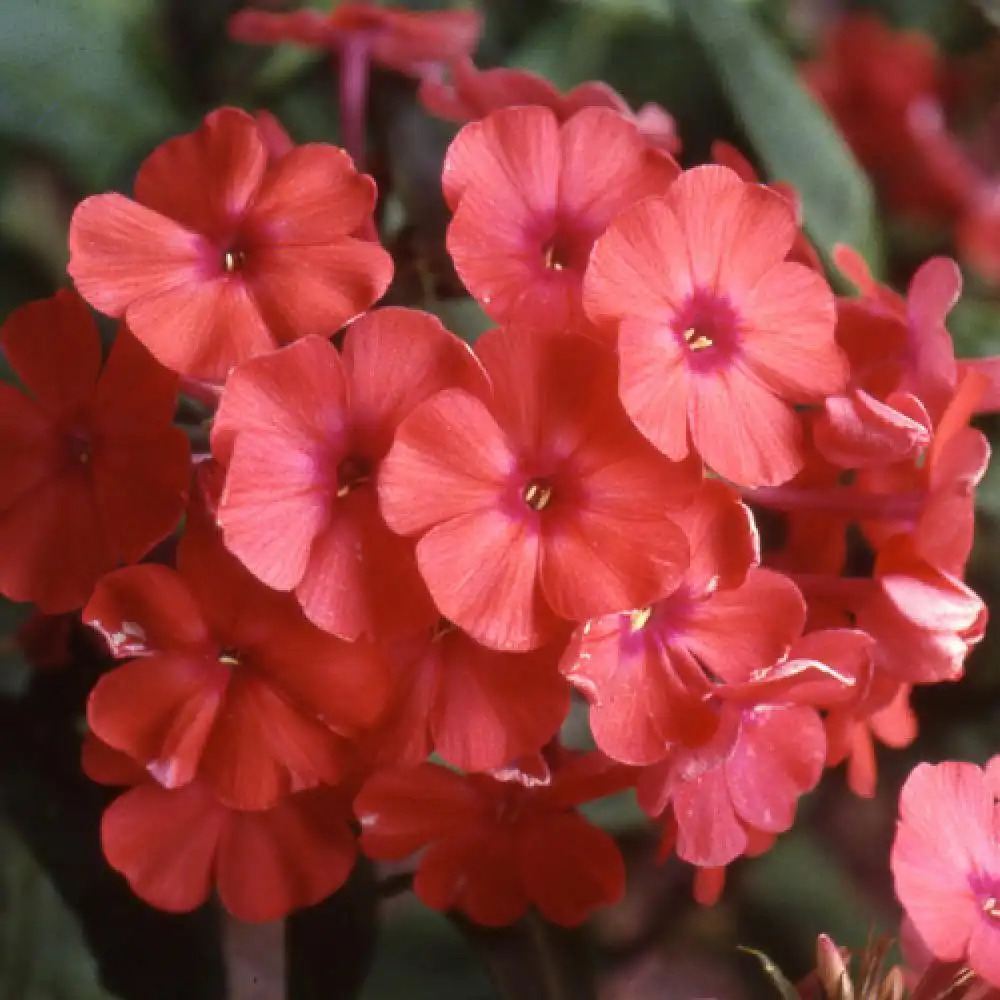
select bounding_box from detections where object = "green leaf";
[0,0,182,189]
[0,821,116,1000]
[679,0,883,271]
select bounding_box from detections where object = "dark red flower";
[213,307,487,640]
[229,2,481,78]
[355,753,631,927]
[443,105,678,339]
[421,57,679,153]
[68,108,392,383]
[584,164,845,486]
[84,735,357,922]
[378,326,698,651]
[802,13,977,220]
[0,291,189,612]
[366,620,570,772]
[84,479,389,810]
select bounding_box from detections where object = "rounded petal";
[0,291,102,416]
[83,563,212,656]
[432,632,570,772]
[688,365,805,487]
[88,653,225,790]
[356,764,487,859]
[417,509,560,652]
[217,788,357,923]
[133,107,267,240]
[517,811,624,926]
[378,389,513,536]
[242,238,393,347]
[68,193,206,320]
[247,143,377,242]
[101,782,224,914]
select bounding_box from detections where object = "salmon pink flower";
[891,758,1000,988]
[84,736,357,922]
[443,105,679,340]
[584,164,845,487]
[561,480,807,765]
[0,291,189,612]
[68,107,393,383]
[378,326,698,652]
[636,701,826,869]
[421,57,679,153]
[355,753,631,927]
[367,621,570,773]
[213,307,487,640]
[84,481,389,811]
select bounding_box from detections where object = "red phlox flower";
[442,105,679,340]
[710,140,821,271]
[84,473,389,811]
[420,56,680,153]
[229,2,481,79]
[68,107,392,383]
[793,535,985,686]
[560,479,808,765]
[802,13,977,219]
[355,752,632,927]
[891,758,1000,988]
[853,371,990,576]
[825,671,917,798]
[635,699,826,870]
[83,735,357,922]
[0,291,189,612]
[213,307,487,640]
[833,246,962,420]
[584,164,845,486]
[378,326,699,651]
[365,620,570,773]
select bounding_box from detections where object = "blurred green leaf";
[949,296,1000,358]
[679,0,883,270]
[0,821,117,1000]
[0,0,182,189]
[359,900,497,1000]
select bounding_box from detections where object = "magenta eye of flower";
[522,478,553,511]
[335,455,373,498]
[672,290,741,371]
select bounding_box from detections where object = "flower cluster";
[2,0,997,933]
[804,11,1000,285]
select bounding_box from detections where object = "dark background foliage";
[1,1,999,997]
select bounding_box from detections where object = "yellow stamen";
[629,607,653,632]
[523,481,552,511]
[683,328,713,351]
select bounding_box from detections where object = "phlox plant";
[3,1,1000,996]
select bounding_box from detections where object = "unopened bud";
[877,967,904,1000]
[817,934,854,1000]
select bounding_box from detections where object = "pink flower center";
[336,455,372,498]
[672,290,741,373]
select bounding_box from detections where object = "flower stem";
[743,485,923,521]
[337,39,371,173]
